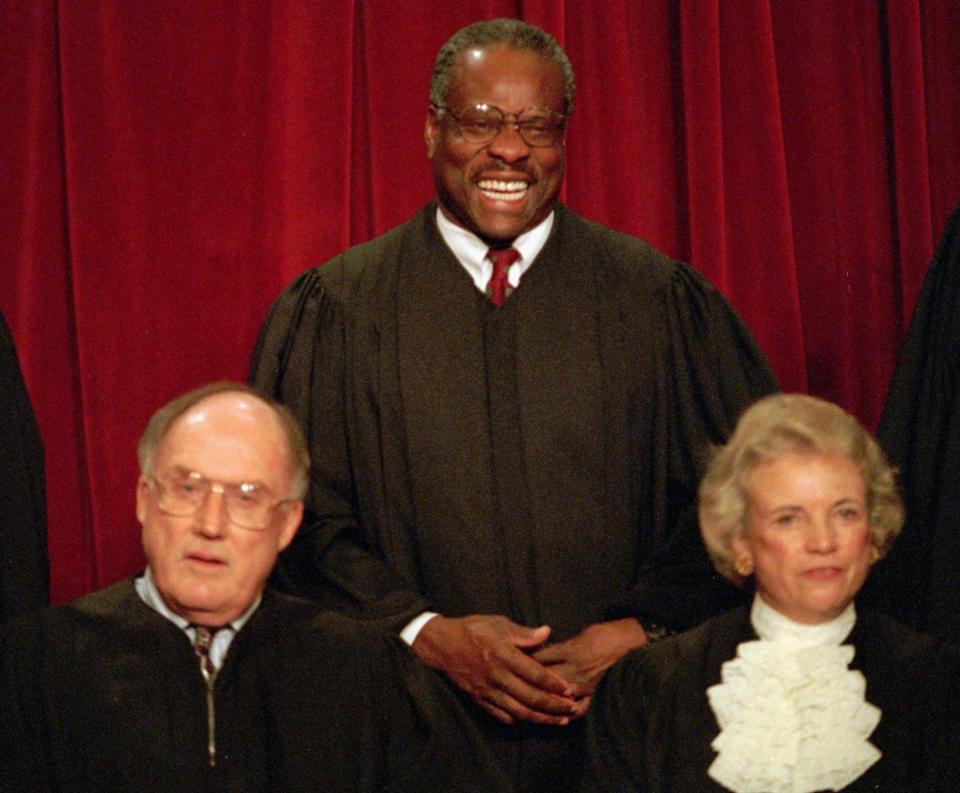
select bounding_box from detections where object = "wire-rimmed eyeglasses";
[433,103,567,148]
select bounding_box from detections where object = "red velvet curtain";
[2,1,958,605]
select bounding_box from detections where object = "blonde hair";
[699,393,902,585]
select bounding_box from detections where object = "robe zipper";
[203,668,217,767]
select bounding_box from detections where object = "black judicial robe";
[0,580,512,793]
[0,310,47,623]
[250,203,776,789]
[251,202,776,636]
[865,205,960,645]
[581,606,960,792]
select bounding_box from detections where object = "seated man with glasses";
[0,382,510,792]
[251,17,776,792]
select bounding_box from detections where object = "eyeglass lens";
[450,104,564,147]
[153,471,277,529]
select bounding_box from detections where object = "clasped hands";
[412,613,648,725]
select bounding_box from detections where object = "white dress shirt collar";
[435,206,554,292]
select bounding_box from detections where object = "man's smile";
[477,179,530,202]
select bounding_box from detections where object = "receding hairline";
[137,381,309,500]
[429,18,576,116]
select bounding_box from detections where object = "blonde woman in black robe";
[581,394,960,792]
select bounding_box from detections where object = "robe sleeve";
[375,638,515,793]
[614,263,778,631]
[250,268,429,630]
[578,647,664,793]
[273,608,514,792]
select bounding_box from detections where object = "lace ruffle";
[706,601,881,792]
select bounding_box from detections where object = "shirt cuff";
[400,611,439,645]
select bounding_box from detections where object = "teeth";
[478,179,528,200]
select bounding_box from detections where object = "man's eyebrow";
[167,466,269,490]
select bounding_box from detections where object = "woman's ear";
[730,533,754,578]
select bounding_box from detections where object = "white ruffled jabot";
[706,597,881,793]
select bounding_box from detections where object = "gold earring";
[734,553,754,577]
[870,546,880,564]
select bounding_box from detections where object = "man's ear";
[135,475,151,526]
[425,109,439,159]
[276,500,304,553]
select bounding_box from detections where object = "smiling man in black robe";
[251,18,777,790]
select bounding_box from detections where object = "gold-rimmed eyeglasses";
[146,469,294,531]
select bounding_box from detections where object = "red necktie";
[486,247,520,307]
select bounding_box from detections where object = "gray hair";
[137,381,310,501]
[699,393,903,586]
[430,18,576,116]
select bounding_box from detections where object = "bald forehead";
[449,44,564,106]
[158,392,292,476]
[457,43,554,69]
[172,391,281,434]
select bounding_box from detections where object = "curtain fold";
[888,0,934,322]
[1,0,957,603]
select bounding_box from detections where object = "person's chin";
[169,588,227,623]
[468,193,536,238]
[470,209,534,243]
[801,591,852,622]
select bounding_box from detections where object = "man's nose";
[193,485,229,536]
[486,120,531,162]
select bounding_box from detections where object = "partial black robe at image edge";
[865,205,960,644]
[0,310,48,624]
